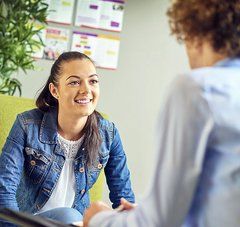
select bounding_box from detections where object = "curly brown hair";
[167,0,240,57]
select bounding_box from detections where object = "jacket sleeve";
[104,124,135,208]
[0,115,26,226]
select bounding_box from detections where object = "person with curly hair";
[83,0,240,226]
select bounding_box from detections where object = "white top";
[38,134,83,213]
[89,59,240,227]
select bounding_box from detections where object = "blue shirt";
[0,108,135,226]
[89,58,240,227]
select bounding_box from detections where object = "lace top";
[58,133,83,159]
[38,134,84,213]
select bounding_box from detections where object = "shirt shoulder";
[162,72,214,129]
[98,114,119,143]
[98,115,114,131]
[18,108,44,125]
[167,73,204,106]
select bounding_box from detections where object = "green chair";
[0,94,103,202]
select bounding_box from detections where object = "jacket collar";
[39,108,58,144]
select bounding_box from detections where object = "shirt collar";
[214,58,240,67]
[39,107,58,144]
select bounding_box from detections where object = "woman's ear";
[49,83,59,99]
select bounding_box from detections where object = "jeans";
[36,207,83,224]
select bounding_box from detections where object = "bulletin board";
[33,0,125,70]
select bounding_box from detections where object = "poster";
[71,31,120,69]
[95,34,120,69]
[46,0,75,24]
[43,27,70,60]
[75,0,125,32]
[71,32,97,59]
[32,24,47,59]
[99,0,124,31]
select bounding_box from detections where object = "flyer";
[43,27,70,60]
[71,31,120,69]
[46,0,75,25]
[31,24,47,59]
[75,0,125,32]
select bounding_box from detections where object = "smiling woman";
[0,52,135,226]
[50,59,100,120]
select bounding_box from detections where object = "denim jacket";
[0,107,134,224]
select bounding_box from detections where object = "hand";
[83,201,111,227]
[115,198,137,211]
[72,221,83,227]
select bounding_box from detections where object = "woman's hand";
[72,221,83,227]
[115,198,137,211]
[83,198,137,226]
[83,201,111,227]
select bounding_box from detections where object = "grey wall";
[16,0,189,202]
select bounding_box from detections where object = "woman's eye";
[69,81,80,86]
[90,79,99,84]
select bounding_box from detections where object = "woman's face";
[50,59,100,118]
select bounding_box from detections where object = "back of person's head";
[36,51,94,111]
[167,0,240,58]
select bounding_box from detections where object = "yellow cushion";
[0,94,104,202]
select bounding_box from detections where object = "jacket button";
[97,163,103,169]
[30,160,36,166]
[43,188,51,193]
[80,189,85,194]
[79,167,84,173]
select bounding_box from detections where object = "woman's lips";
[75,98,92,104]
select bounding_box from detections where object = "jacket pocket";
[87,154,109,187]
[24,147,52,184]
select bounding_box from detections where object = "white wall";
[16,0,189,202]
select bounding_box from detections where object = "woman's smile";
[74,98,92,105]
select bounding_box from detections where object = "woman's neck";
[57,114,88,141]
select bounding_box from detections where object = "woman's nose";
[79,82,90,94]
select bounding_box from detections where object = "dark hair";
[36,51,94,110]
[167,0,240,57]
[36,51,102,166]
